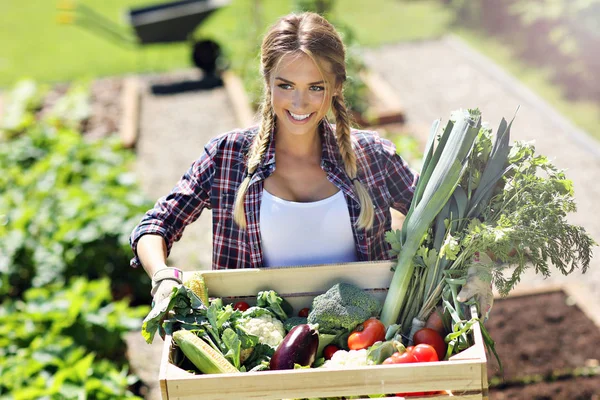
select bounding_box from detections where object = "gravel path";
[126,69,239,400]
[134,69,239,271]
[362,36,600,301]
[127,36,600,399]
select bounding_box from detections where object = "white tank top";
[260,189,358,267]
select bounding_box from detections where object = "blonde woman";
[131,12,418,306]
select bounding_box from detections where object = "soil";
[486,290,600,399]
[38,77,124,139]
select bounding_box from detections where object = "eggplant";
[270,324,319,370]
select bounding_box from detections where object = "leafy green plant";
[0,80,48,138]
[0,80,153,303]
[0,277,149,399]
[388,131,424,170]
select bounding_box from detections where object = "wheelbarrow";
[57,0,230,77]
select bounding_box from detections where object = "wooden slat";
[359,69,405,125]
[360,70,403,111]
[120,77,141,148]
[222,70,255,128]
[199,260,396,298]
[163,358,483,400]
[159,334,173,400]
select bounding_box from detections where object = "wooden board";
[354,70,405,127]
[160,262,488,400]
[222,70,256,128]
[120,77,141,149]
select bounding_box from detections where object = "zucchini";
[173,330,240,374]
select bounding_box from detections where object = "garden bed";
[486,288,600,399]
[38,77,124,139]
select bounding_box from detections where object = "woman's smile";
[286,110,314,124]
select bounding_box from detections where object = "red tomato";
[382,357,396,365]
[233,301,250,311]
[323,344,340,360]
[384,351,417,364]
[298,307,310,318]
[413,328,447,361]
[348,318,386,350]
[411,344,438,362]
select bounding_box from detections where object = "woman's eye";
[310,86,325,92]
[278,83,292,90]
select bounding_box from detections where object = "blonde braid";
[233,90,275,229]
[331,94,374,230]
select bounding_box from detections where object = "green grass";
[334,0,453,45]
[456,29,600,140]
[0,0,189,88]
[0,0,451,89]
[0,0,292,88]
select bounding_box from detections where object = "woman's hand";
[151,278,180,307]
[150,266,184,304]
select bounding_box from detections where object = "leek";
[380,109,481,328]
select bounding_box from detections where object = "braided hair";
[233,12,374,229]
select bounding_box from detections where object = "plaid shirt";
[130,121,418,269]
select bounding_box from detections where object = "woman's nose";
[292,90,308,108]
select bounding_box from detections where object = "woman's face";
[270,52,338,139]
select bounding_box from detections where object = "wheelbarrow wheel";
[192,39,221,77]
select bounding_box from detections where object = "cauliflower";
[238,314,286,348]
[322,349,372,369]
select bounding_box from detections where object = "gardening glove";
[151,278,180,307]
[150,267,184,339]
[457,252,494,322]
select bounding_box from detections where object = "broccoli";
[283,316,308,333]
[307,283,382,333]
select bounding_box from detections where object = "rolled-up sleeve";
[129,140,217,268]
[380,138,419,215]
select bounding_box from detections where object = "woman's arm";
[129,139,218,271]
[136,234,169,278]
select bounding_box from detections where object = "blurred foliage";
[0,277,149,399]
[387,131,424,172]
[0,79,153,304]
[448,0,600,103]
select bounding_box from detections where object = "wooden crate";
[159,261,488,400]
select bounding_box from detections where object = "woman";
[130,12,418,305]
